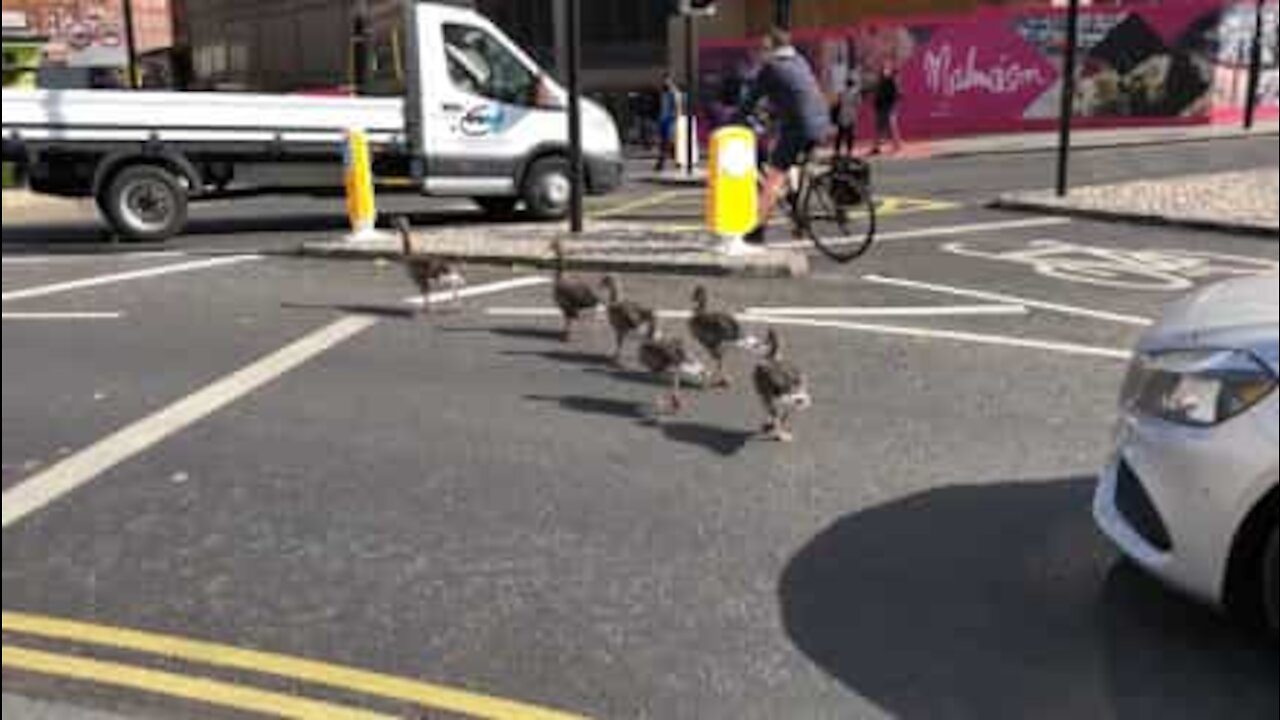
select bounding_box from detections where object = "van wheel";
[522,157,571,221]
[473,197,519,219]
[102,165,188,242]
[1265,526,1279,638]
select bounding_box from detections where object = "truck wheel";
[521,157,571,221]
[102,165,188,242]
[1265,525,1279,638]
[473,197,519,219]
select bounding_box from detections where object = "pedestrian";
[654,74,683,173]
[834,68,862,158]
[872,62,904,155]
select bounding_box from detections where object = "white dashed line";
[767,217,1073,250]
[863,274,1154,326]
[2,312,125,321]
[1,256,260,304]
[742,315,1133,361]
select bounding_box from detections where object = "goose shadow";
[659,422,754,456]
[524,394,648,420]
[502,349,614,367]
[524,394,753,457]
[439,326,568,342]
[280,301,419,320]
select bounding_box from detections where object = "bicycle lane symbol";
[941,239,1279,292]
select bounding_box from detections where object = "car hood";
[1140,276,1279,372]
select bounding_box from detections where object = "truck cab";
[1,1,623,241]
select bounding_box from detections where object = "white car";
[1095,276,1279,637]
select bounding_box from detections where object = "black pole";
[685,13,697,176]
[1056,0,1081,198]
[1244,0,1265,130]
[566,0,584,233]
[121,0,141,89]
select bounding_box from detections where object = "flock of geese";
[396,218,812,443]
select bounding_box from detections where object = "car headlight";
[1121,349,1277,427]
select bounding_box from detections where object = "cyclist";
[739,27,833,246]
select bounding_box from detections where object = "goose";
[600,275,656,364]
[638,320,707,414]
[753,329,812,443]
[551,238,601,341]
[396,217,465,314]
[688,285,761,387]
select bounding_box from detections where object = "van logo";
[460,105,507,137]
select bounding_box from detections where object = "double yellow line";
[2,612,588,720]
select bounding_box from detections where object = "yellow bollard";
[706,126,758,254]
[344,128,382,243]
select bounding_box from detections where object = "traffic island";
[299,222,809,278]
[993,169,1280,239]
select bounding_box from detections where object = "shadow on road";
[660,422,754,456]
[280,301,421,320]
[779,478,1278,720]
[502,349,613,367]
[524,394,648,420]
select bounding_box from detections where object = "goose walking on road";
[753,329,812,443]
[396,217,465,314]
[600,275,655,365]
[551,239,601,342]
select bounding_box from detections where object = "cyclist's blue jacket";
[741,46,832,143]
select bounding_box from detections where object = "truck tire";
[521,157,571,221]
[473,197,519,219]
[102,165,188,242]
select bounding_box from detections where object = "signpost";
[1055,0,1081,198]
[678,1,716,177]
[1244,0,1266,130]
[565,0,584,234]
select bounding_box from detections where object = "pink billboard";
[699,0,1279,140]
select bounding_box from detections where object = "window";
[443,23,537,106]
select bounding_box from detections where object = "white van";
[1,0,624,241]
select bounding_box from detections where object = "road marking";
[741,314,1133,360]
[2,277,550,531]
[3,613,589,720]
[2,311,124,320]
[404,275,551,307]
[588,190,688,220]
[0,314,375,529]
[2,645,395,720]
[765,217,1073,250]
[663,196,961,233]
[485,304,1028,319]
[744,304,1028,318]
[863,274,1154,326]
[1,256,259,304]
[2,252,186,266]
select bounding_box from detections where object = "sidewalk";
[2,190,95,223]
[995,168,1279,237]
[635,122,1280,187]
[2,694,139,720]
[300,222,809,278]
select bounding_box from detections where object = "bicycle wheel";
[802,173,876,264]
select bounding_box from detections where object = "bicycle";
[765,150,878,264]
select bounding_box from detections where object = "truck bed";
[2,90,407,147]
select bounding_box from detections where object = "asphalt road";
[3,143,1278,720]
